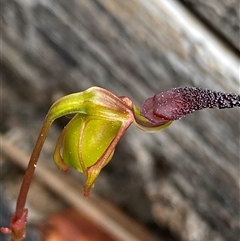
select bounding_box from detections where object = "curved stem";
[14,116,53,220]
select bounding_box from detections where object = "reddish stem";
[8,116,53,241]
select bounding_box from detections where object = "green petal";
[82,118,121,167]
[62,114,121,173]
[62,114,85,172]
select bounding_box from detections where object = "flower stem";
[3,115,54,241]
[15,116,53,219]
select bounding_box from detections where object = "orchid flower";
[1,86,239,241]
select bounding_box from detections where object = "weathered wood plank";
[0,134,159,241]
[1,0,239,241]
[180,0,240,51]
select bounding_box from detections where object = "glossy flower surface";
[49,87,135,196]
[62,114,121,172]
[46,86,240,196]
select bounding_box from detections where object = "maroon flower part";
[141,87,240,124]
[1,209,28,241]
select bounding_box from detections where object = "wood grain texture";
[0,134,159,241]
[180,0,240,51]
[1,0,239,240]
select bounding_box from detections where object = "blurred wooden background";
[1,0,239,241]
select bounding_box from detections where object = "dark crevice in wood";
[178,0,240,56]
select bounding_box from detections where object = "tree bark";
[1,0,239,240]
[180,0,240,51]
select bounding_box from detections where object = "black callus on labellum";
[140,87,240,125]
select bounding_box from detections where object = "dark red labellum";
[141,87,240,125]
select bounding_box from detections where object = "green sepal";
[49,87,134,196]
[47,86,173,196]
[47,87,133,122]
[61,114,121,173]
